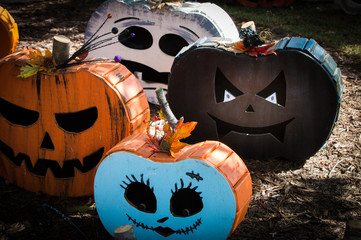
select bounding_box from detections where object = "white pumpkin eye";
[223,90,236,102]
[264,92,278,105]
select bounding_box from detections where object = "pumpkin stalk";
[155,87,179,129]
[52,35,71,66]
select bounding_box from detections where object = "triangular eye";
[265,92,277,104]
[223,90,236,102]
[257,71,286,107]
[215,68,243,103]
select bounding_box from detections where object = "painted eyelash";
[120,174,153,191]
[171,178,202,197]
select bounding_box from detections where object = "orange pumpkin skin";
[0,49,149,197]
[0,6,18,59]
[98,133,252,237]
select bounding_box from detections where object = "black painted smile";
[208,113,295,143]
[0,140,104,178]
[126,214,202,237]
[121,60,169,85]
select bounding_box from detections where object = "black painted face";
[0,97,103,178]
[168,42,342,160]
[121,175,203,237]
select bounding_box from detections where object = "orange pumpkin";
[0,6,18,59]
[94,133,252,239]
[0,49,150,197]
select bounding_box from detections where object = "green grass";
[213,0,361,60]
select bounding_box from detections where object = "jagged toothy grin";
[126,214,202,237]
[208,113,295,143]
[0,140,104,178]
[120,60,169,85]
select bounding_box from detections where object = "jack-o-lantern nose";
[245,105,255,113]
[157,217,169,223]
[41,132,55,150]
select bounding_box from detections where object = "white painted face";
[85,0,239,104]
[94,152,236,240]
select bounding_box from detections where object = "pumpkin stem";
[155,87,179,129]
[52,35,71,65]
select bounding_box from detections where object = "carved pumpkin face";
[84,0,239,104]
[0,50,149,196]
[94,133,252,239]
[168,37,343,160]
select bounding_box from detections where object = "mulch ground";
[1,0,360,239]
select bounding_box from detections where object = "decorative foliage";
[214,23,276,57]
[232,41,276,57]
[148,0,183,11]
[146,114,197,157]
[17,49,56,78]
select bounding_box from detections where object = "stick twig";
[328,159,344,177]
[155,87,179,128]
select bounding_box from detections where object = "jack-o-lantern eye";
[121,174,157,213]
[170,179,203,217]
[159,34,188,56]
[215,68,243,103]
[55,107,98,133]
[0,97,39,126]
[256,71,286,107]
[120,26,153,50]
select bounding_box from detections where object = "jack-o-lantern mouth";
[126,214,202,237]
[120,60,169,85]
[0,140,104,178]
[154,226,176,237]
[208,114,294,143]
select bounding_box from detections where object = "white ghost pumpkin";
[84,0,239,104]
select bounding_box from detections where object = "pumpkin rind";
[0,6,18,59]
[0,49,149,197]
[95,133,252,239]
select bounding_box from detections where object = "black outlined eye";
[121,174,157,213]
[0,97,39,126]
[55,107,97,133]
[257,71,286,107]
[159,34,188,57]
[170,179,203,217]
[120,26,153,50]
[215,67,243,103]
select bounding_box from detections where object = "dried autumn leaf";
[17,63,41,78]
[163,122,172,135]
[28,50,44,65]
[163,120,197,154]
[169,141,189,157]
